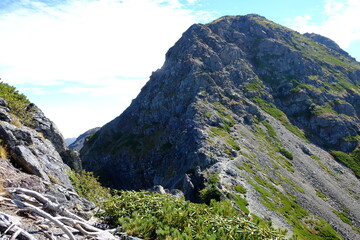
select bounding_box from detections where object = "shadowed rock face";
[81,15,360,239]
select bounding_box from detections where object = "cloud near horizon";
[0,0,213,137]
[286,0,360,50]
[0,0,211,87]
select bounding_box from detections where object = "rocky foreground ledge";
[0,187,142,240]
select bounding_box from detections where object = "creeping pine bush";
[100,191,288,240]
[68,170,287,240]
[67,170,111,207]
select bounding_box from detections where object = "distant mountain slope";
[66,137,77,146]
[69,127,100,151]
[81,15,360,239]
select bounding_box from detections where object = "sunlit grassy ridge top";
[0,82,33,125]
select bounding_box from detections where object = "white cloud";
[0,0,212,137]
[285,0,360,49]
[60,78,147,97]
[0,0,210,85]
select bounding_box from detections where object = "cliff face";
[81,15,360,239]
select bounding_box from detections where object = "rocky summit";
[81,15,360,239]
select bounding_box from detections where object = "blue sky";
[0,0,359,138]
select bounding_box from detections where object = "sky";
[0,0,359,139]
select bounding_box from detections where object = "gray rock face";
[0,98,12,122]
[0,121,72,187]
[0,98,82,186]
[81,15,360,239]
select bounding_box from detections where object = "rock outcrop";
[0,95,88,206]
[81,15,360,239]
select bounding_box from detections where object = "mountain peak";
[81,15,360,239]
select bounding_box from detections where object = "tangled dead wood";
[0,187,118,239]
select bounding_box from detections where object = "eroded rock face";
[0,117,72,188]
[81,15,360,239]
[0,98,82,186]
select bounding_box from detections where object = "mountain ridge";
[81,14,360,239]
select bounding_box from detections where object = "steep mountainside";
[81,15,360,239]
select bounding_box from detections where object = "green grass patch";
[310,104,337,116]
[311,155,335,176]
[253,97,309,142]
[248,177,339,240]
[331,150,360,178]
[226,137,241,150]
[234,185,247,194]
[280,175,305,193]
[232,194,249,214]
[204,112,213,119]
[316,189,327,200]
[278,148,294,160]
[210,126,228,137]
[199,173,222,204]
[332,209,352,225]
[262,120,277,138]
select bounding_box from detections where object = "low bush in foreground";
[99,190,287,240]
[68,170,287,240]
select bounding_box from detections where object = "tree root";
[0,187,119,239]
[0,211,37,240]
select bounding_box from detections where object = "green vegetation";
[237,162,256,174]
[234,185,247,194]
[315,189,327,201]
[0,146,8,159]
[0,82,33,125]
[331,150,360,178]
[204,112,213,119]
[310,103,337,116]
[252,97,309,142]
[262,120,277,138]
[310,155,335,176]
[248,177,340,240]
[210,126,228,137]
[68,170,288,240]
[207,102,241,152]
[232,194,250,214]
[332,209,352,225]
[278,148,294,160]
[226,137,241,151]
[213,102,235,131]
[102,191,287,240]
[67,170,111,207]
[199,173,222,204]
